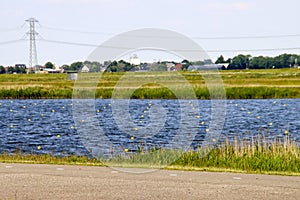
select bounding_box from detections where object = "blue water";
[0,99,299,156]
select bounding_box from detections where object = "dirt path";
[0,163,299,200]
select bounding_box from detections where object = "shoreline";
[1,137,299,177]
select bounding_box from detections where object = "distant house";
[188,63,229,71]
[33,65,45,72]
[166,62,175,71]
[175,63,182,71]
[81,65,90,73]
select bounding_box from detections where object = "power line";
[0,39,25,45]
[40,25,113,36]
[39,38,300,53]
[40,25,300,40]
[40,38,99,47]
[0,27,23,33]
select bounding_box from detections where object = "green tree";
[249,56,274,69]
[15,66,26,74]
[0,66,5,74]
[229,54,251,69]
[84,61,102,72]
[61,64,70,72]
[70,61,83,71]
[45,61,55,69]
[215,55,225,64]
[274,54,291,68]
[7,66,15,74]
[181,59,191,70]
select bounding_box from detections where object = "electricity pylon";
[25,18,39,71]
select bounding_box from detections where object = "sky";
[1,0,300,66]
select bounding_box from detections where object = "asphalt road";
[0,163,299,200]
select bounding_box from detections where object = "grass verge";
[0,154,103,166]
[1,135,299,176]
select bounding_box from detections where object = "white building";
[81,65,90,73]
[129,54,140,66]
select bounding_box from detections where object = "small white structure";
[67,72,78,80]
[129,54,140,66]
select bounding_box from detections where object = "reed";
[172,135,300,174]
[0,135,299,175]
[104,135,300,175]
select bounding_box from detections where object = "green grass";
[103,135,300,176]
[0,153,103,166]
[0,69,300,99]
[1,135,299,176]
[172,137,300,175]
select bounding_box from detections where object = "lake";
[0,99,299,157]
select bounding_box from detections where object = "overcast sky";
[1,0,300,66]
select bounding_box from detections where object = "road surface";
[0,163,299,199]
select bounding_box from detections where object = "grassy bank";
[0,69,299,99]
[1,136,299,176]
[0,153,103,166]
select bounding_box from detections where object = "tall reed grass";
[106,135,300,174]
[0,135,299,175]
[173,135,300,173]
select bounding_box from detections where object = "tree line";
[63,53,300,72]
[1,53,299,74]
[216,53,300,70]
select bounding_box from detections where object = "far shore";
[0,69,299,99]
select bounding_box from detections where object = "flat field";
[0,68,299,99]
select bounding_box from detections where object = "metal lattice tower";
[26,18,39,70]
